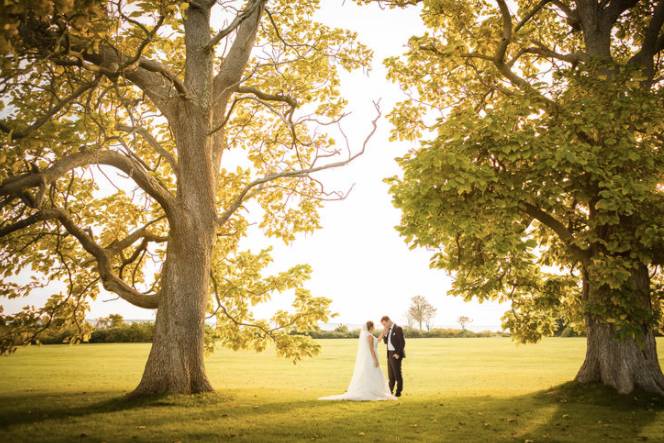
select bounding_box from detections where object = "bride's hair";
[366,321,374,331]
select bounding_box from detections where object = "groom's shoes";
[395,392,401,397]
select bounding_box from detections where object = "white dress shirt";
[387,325,395,351]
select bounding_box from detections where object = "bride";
[319,321,397,401]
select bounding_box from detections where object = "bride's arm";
[368,335,379,367]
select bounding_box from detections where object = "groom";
[381,315,405,397]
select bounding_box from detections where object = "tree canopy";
[0,0,377,378]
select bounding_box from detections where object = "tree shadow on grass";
[518,382,664,442]
[0,390,231,430]
[0,384,662,442]
[217,384,664,442]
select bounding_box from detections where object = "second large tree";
[375,0,664,395]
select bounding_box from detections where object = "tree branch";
[493,0,559,108]
[39,207,159,309]
[628,0,664,73]
[115,124,178,173]
[217,101,381,226]
[213,0,265,101]
[0,211,52,237]
[205,0,263,50]
[235,85,298,108]
[0,76,101,140]
[519,201,589,261]
[508,45,584,66]
[602,0,640,28]
[104,217,167,256]
[30,21,188,115]
[0,150,177,220]
[514,0,552,33]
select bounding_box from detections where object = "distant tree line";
[35,312,658,345]
[295,324,508,339]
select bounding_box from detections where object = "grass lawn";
[0,337,663,442]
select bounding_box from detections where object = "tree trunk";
[131,222,214,396]
[132,103,217,396]
[576,265,664,396]
[576,321,664,395]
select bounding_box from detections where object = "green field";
[0,338,663,442]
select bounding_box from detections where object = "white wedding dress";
[319,326,396,401]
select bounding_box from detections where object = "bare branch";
[508,44,585,65]
[419,44,494,62]
[0,211,52,237]
[217,101,381,226]
[235,85,297,108]
[602,0,640,28]
[104,217,167,255]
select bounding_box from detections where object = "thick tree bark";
[576,321,664,395]
[576,265,664,395]
[132,90,219,395]
[131,223,215,396]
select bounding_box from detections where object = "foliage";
[373,0,664,343]
[296,326,505,339]
[89,321,154,343]
[300,325,360,339]
[402,327,506,338]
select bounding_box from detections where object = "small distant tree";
[457,316,473,331]
[424,304,436,331]
[407,295,436,331]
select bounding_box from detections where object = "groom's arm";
[395,327,405,354]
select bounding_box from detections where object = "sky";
[3,1,509,330]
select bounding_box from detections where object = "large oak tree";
[369,0,664,395]
[0,0,378,396]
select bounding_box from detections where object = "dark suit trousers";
[387,350,403,395]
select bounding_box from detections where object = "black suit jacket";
[383,324,406,358]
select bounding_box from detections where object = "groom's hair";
[380,315,390,322]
